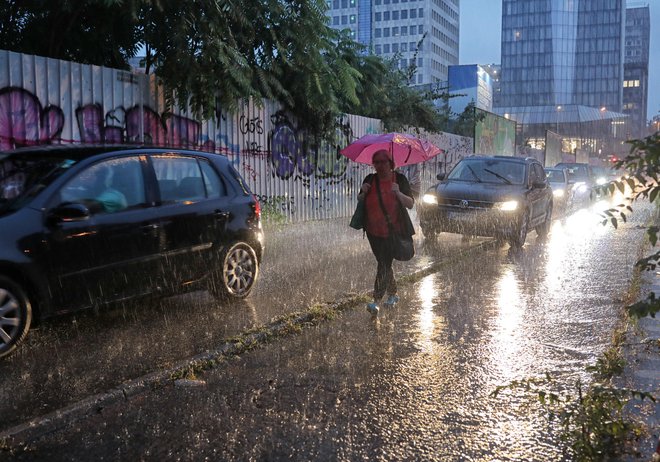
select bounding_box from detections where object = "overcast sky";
[459,0,660,123]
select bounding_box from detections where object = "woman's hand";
[391,183,400,194]
[360,183,371,194]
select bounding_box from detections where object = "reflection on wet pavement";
[9,199,654,461]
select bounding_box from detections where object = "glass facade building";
[623,5,650,139]
[325,0,459,85]
[496,0,629,158]
[498,0,624,110]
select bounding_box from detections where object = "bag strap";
[374,177,396,235]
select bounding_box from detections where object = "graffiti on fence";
[267,111,352,180]
[0,87,65,150]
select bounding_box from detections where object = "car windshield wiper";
[483,168,512,184]
[466,165,482,182]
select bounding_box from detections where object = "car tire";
[535,203,553,238]
[209,241,259,300]
[509,210,529,248]
[0,276,32,359]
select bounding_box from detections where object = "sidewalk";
[620,270,660,461]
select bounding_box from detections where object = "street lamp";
[555,105,562,133]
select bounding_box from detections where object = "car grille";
[438,197,495,210]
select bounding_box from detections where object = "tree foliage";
[0,0,449,136]
[597,131,660,318]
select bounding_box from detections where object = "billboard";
[474,108,516,156]
[544,130,563,167]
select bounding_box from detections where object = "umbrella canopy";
[340,132,443,167]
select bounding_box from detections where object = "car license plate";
[447,211,471,221]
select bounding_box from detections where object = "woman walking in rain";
[358,150,415,315]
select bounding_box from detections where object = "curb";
[0,238,498,448]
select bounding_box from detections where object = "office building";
[623,4,650,139]
[495,0,629,157]
[326,0,460,85]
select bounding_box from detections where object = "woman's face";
[372,153,392,175]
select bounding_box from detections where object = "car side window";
[59,157,145,214]
[528,164,538,186]
[152,155,206,202]
[533,164,546,184]
[199,160,227,198]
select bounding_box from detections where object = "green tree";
[0,0,451,136]
[600,131,660,318]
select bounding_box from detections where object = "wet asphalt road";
[2,195,656,461]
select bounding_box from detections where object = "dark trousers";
[367,233,397,301]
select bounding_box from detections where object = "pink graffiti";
[0,87,65,150]
[77,103,207,151]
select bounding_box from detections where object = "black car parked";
[419,156,553,247]
[0,146,264,358]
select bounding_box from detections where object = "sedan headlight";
[573,182,588,194]
[553,189,565,197]
[495,200,519,212]
[596,176,607,185]
[422,193,438,205]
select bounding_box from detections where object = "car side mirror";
[436,173,446,181]
[532,181,546,189]
[48,203,91,223]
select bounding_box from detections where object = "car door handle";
[214,211,230,221]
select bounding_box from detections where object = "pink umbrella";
[340,132,442,167]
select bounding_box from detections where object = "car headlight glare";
[496,200,518,212]
[422,193,438,205]
[574,183,588,194]
[553,189,565,197]
[596,177,607,185]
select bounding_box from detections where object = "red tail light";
[252,195,261,219]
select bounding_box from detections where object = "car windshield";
[448,158,525,185]
[0,155,78,213]
[545,170,565,183]
[556,164,589,181]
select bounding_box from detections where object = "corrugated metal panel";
[0,50,473,222]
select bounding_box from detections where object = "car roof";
[1,144,225,161]
[544,167,563,171]
[464,155,534,164]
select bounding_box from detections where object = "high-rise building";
[498,0,625,110]
[325,0,459,85]
[495,0,630,157]
[623,4,650,139]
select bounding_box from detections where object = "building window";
[401,42,408,52]
[341,15,347,24]
[350,14,356,23]
[350,0,355,5]
[401,26,408,35]
[410,25,416,34]
[393,10,399,20]
[384,44,391,53]
[400,58,407,68]
[375,44,382,54]
[392,26,399,36]
[393,43,399,52]
[410,8,417,18]
[375,12,381,21]
[341,0,347,7]
[375,28,381,38]
[418,24,423,34]
[333,16,339,25]
[417,57,423,67]
[383,27,390,37]
[375,0,381,4]
[384,11,390,20]
[333,0,339,8]
[401,9,408,19]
